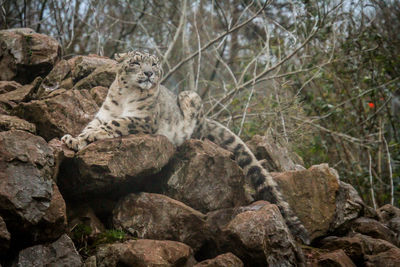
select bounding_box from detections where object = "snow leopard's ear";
[114,52,128,63]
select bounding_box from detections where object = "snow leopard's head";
[115,51,162,90]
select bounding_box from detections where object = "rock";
[246,134,304,171]
[377,204,400,246]
[93,239,196,267]
[0,77,41,112]
[37,55,116,97]
[14,88,100,141]
[364,247,400,267]
[0,130,54,225]
[320,233,400,266]
[0,130,68,246]
[0,114,36,133]
[331,181,364,230]
[0,216,11,253]
[162,139,251,213]
[13,234,82,267]
[90,86,108,106]
[207,201,302,266]
[69,205,105,238]
[271,164,340,241]
[73,64,117,90]
[316,249,356,267]
[113,192,209,251]
[58,134,175,199]
[194,253,243,267]
[350,217,398,246]
[48,138,75,181]
[0,81,21,94]
[0,28,61,84]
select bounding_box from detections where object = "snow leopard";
[61,51,309,244]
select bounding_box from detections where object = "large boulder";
[113,192,210,251]
[161,139,251,213]
[14,88,100,140]
[206,201,302,266]
[13,234,82,267]
[89,239,196,267]
[271,164,340,241]
[58,134,175,199]
[0,130,66,245]
[0,28,61,84]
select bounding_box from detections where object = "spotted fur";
[62,51,309,244]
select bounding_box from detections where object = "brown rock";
[246,134,304,171]
[272,164,340,241]
[0,130,54,225]
[14,88,100,140]
[0,216,10,253]
[331,181,364,230]
[58,134,175,198]
[48,138,75,181]
[317,249,356,267]
[207,201,302,266]
[113,192,209,251]
[365,247,400,267]
[0,81,21,94]
[0,77,41,111]
[90,86,108,106]
[93,239,196,267]
[162,139,251,213]
[377,204,400,247]
[0,28,61,84]
[14,234,82,267]
[73,64,117,90]
[0,114,36,133]
[38,55,116,97]
[0,130,68,245]
[69,205,105,238]
[350,217,398,246]
[194,253,243,267]
[320,233,400,266]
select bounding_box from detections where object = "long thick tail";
[197,119,309,244]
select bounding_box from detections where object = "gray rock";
[14,234,82,267]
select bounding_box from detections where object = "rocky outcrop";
[1,30,398,267]
[87,239,196,267]
[0,28,60,84]
[162,139,251,213]
[13,234,82,267]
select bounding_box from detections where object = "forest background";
[1,0,399,208]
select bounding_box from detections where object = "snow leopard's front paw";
[61,134,88,151]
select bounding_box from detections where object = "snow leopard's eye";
[152,63,157,67]
[129,61,140,67]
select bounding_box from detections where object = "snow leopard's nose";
[144,71,153,77]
